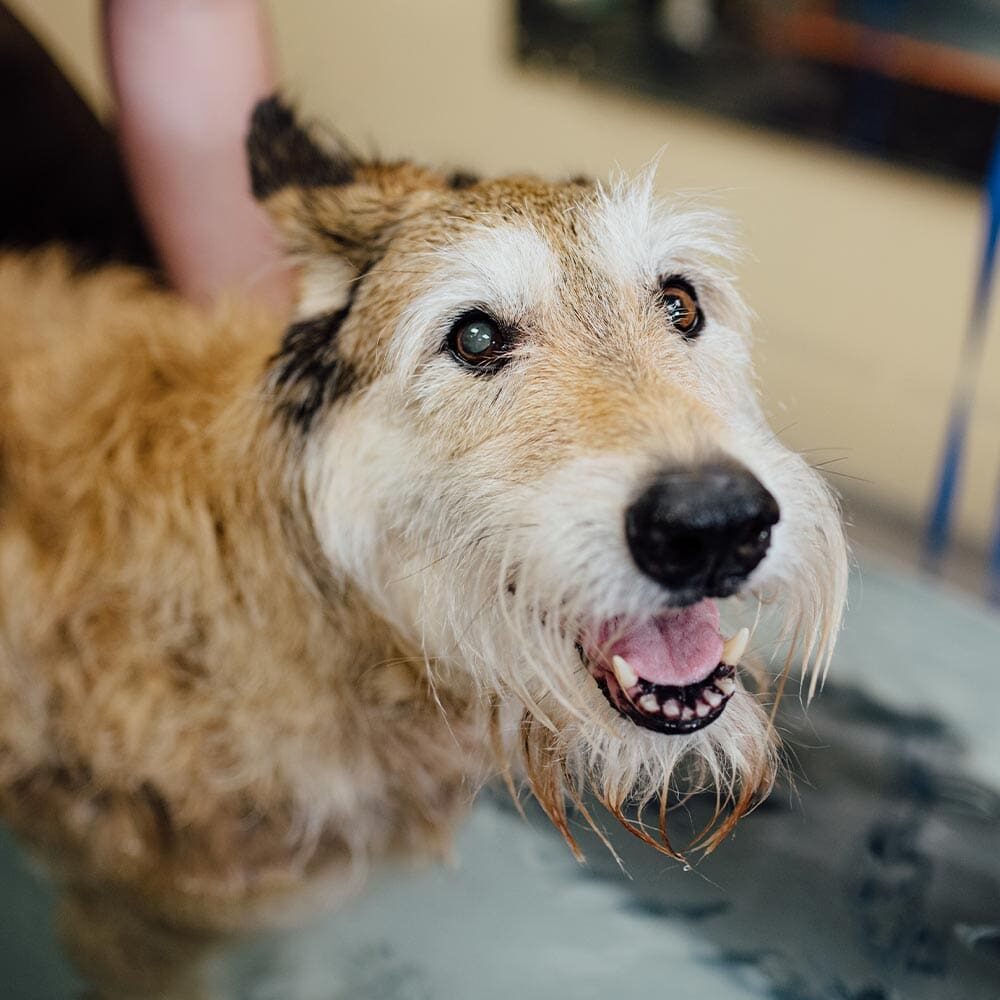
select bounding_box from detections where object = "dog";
[0,97,848,998]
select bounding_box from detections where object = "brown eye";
[660,278,703,338]
[447,311,512,373]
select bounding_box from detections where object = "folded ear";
[247,96,356,200]
[246,96,449,318]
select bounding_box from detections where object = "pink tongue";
[600,600,723,687]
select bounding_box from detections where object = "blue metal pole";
[923,129,1000,580]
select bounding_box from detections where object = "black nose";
[625,462,780,602]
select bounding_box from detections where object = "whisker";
[386,523,537,584]
[814,468,873,484]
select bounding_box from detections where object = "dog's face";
[249,100,848,853]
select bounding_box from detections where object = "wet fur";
[0,98,847,997]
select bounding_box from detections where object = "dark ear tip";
[246,93,354,201]
[249,95,297,137]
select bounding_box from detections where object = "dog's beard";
[386,449,847,859]
[437,550,775,859]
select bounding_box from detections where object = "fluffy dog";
[0,98,847,997]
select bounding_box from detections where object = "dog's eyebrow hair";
[269,277,365,433]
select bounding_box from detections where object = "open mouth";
[580,600,749,735]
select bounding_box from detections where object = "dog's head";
[248,98,848,855]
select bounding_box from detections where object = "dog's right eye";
[446,311,513,374]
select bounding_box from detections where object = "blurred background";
[9,0,1000,597]
[3,3,1000,999]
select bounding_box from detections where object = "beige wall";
[11,0,1000,551]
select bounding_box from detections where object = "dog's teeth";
[611,654,638,690]
[681,705,695,721]
[638,694,660,713]
[716,675,736,696]
[721,627,749,667]
[663,699,682,719]
[695,701,711,718]
[703,688,723,708]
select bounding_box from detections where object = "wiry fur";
[0,99,847,997]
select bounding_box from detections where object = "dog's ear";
[247,96,449,315]
[247,96,356,201]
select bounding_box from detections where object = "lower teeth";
[624,668,736,722]
[704,689,723,708]
[591,650,740,726]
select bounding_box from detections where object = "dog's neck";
[188,349,490,866]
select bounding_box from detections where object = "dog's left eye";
[447,311,513,373]
[660,278,703,338]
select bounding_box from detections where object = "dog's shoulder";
[0,248,277,434]
[0,250,288,549]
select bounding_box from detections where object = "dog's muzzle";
[580,462,777,735]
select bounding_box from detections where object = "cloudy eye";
[660,277,703,338]
[446,311,513,373]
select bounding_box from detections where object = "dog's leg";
[57,887,224,1000]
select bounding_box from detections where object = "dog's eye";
[447,311,512,373]
[660,278,703,338]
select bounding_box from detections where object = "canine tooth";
[663,699,682,719]
[639,694,660,713]
[721,627,749,666]
[716,675,736,696]
[703,688,723,708]
[611,654,638,689]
